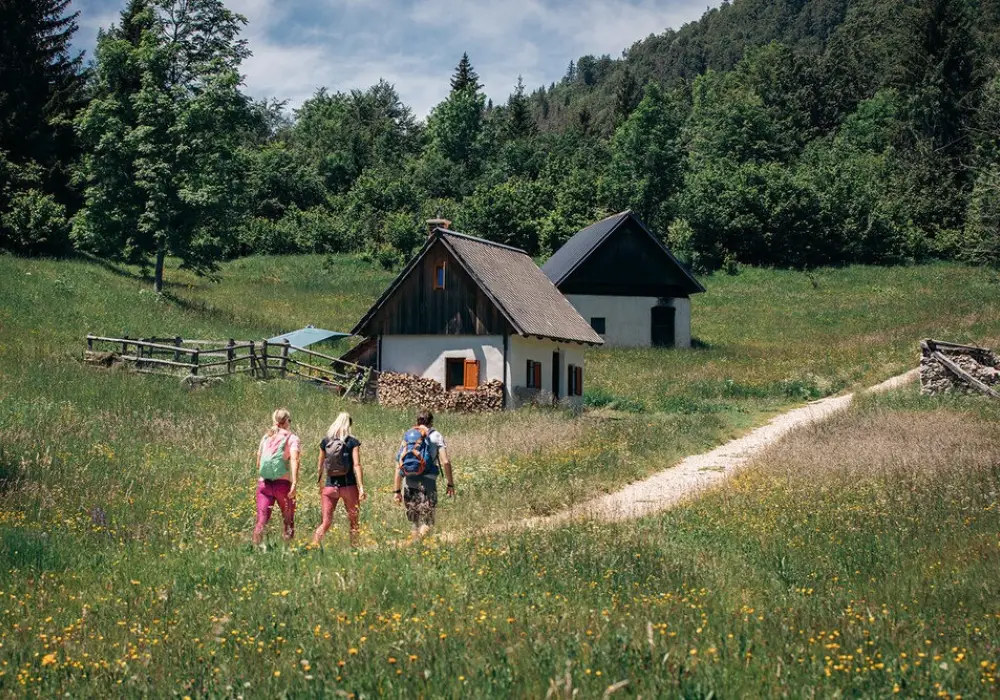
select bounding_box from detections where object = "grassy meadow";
[0,252,999,697]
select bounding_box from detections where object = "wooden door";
[552,350,560,399]
[651,306,676,348]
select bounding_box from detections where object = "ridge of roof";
[542,210,705,295]
[436,228,528,254]
[351,227,604,345]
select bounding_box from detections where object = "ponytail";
[267,408,291,437]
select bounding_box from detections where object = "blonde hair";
[325,412,353,441]
[267,408,291,437]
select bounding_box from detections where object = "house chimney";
[425,217,452,238]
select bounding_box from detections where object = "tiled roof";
[439,230,604,345]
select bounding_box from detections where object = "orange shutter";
[533,362,542,389]
[463,359,480,389]
[576,366,584,396]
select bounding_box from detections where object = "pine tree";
[450,52,482,93]
[614,66,641,122]
[897,0,980,232]
[506,75,536,138]
[0,0,86,252]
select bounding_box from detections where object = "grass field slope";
[0,253,998,697]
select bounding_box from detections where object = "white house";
[542,210,705,348]
[350,227,603,408]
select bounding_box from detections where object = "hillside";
[531,0,1000,135]
[0,254,999,695]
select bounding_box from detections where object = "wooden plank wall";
[559,220,692,298]
[368,243,510,336]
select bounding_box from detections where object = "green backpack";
[259,434,290,480]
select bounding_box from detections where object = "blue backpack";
[396,426,435,477]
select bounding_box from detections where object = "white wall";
[564,294,692,348]
[507,335,587,409]
[380,335,505,387]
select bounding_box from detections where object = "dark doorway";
[445,358,466,390]
[552,350,561,399]
[651,306,676,348]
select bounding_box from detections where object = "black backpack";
[323,438,352,477]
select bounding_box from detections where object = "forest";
[2,0,999,291]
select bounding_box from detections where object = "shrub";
[0,189,69,254]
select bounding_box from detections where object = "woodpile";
[84,351,119,368]
[377,372,505,412]
[920,339,1000,398]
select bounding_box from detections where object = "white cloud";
[74,0,715,117]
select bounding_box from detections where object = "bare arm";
[393,469,403,504]
[317,448,325,488]
[289,448,300,498]
[439,448,455,496]
[352,446,366,501]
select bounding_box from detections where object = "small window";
[567,364,584,397]
[590,317,606,334]
[445,357,465,390]
[434,262,446,290]
[526,360,543,388]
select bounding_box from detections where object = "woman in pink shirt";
[253,408,300,546]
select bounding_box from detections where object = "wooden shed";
[543,210,705,348]
[351,227,603,408]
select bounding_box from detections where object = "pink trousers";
[254,479,295,541]
[313,485,360,540]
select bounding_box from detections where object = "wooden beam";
[932,351,1000,399]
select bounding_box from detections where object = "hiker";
[312,411,366,547]
[253,408,300,546]
[393,409,455,540]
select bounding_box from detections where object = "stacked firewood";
[377,372,505,412]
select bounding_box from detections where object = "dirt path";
[477,369,919,534]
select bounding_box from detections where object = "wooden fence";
[85,334,376,398]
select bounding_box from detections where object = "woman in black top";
[311,412,366,547]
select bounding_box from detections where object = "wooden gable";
[359,240,510,336]
[557,218,696,298]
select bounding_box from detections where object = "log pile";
[920,339,1000,398]
[84,351,119,368]
[377,372,505,412]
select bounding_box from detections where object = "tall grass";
[1,253,999,696]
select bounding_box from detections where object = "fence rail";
[84,333,377,399]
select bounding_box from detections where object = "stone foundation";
[920,340,1000,396]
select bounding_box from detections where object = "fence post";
[261,340,269,379]
[87,334,93,351]
[227,339,235,375]
[174,336,182,363]
[191,348,200,376]
[122,335,129,356]
[248,341,257,377]
[280,339,290,378]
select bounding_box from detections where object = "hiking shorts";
[403,476,438,528]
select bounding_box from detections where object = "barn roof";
[351,229,604,345]
[542,210,705,294]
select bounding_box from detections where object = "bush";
[584,387,645,412]
[0,189,69,254]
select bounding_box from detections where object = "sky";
[72,0,715,117]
